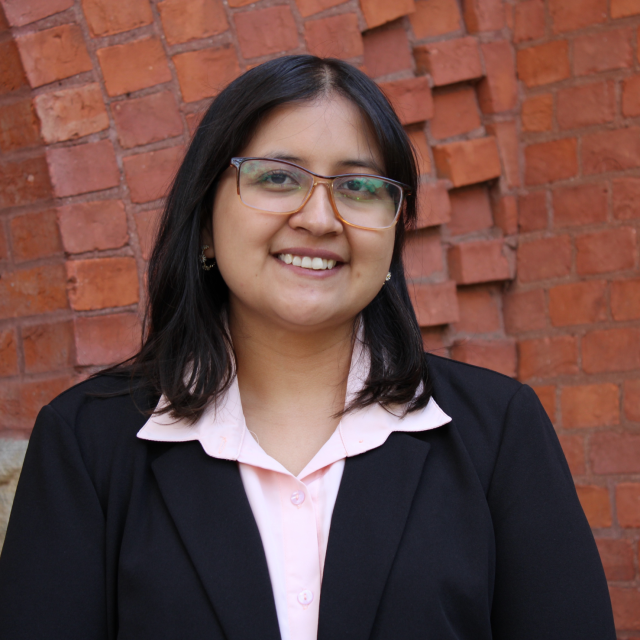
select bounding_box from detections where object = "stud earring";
[385,272,391,283]
[200,245,215,271]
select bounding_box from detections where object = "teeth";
[292,256,302,266]
[301,256,312,268]
[277,254,339,271]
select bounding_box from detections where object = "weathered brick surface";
[414,37,483,86]
[591,433,640,474]
[611,278,640,321]
[0,330,18,377]
[360,0,415,29]
[22,321,74,373]
[477,41,517,114]
[433,137,501,187]
[557,82,615,131]
[573,28,634,77]
[575,485,612,528]
[521,94,552,132]
[408,281,459,327]
[448,239,513,284]
[447,185,492,236]
[82,0,153,37]
[234,6,299,59]
[0,40,28,95]
[525,138,577,186]
[363,25,412,78]
[430,87,481,140]
[549,280,607,327]
[548,0,606,33]
[451,339,516,377]
[518,336,578,379]
[561,383,619,429]
[123,145,184,203]
[409,0,461,38]
[305,13,363,60]
[157,0,227,45]
[75,313,142,365]
[513,0,544,43]
[379,77,433,125]
[0,265,68,318]
[2,0,73,27]
[415,182,451,228]
[517,41,570,88]
[403,229,443,280]
[517,235,572,282]
[552,183,607,228]
[0,155,52,208]
[463,0,504,33]
[9,210,62,262]
[0,100,41,152]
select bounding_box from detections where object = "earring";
[200,245,215,271]
[384,272,391,283]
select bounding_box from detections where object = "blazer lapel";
[318,432,431,640]
[152,441,281,640]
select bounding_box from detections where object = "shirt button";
[297,589,314,606]
[290,490,305,506]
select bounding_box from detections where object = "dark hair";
[115,54,431,421]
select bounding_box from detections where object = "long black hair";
[116,54,431,421]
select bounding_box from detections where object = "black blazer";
[0,355,615,639]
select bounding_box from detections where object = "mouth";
[276,253,338,271]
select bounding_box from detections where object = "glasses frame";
[230,157,412,231]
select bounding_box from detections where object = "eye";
[258,170,303,190]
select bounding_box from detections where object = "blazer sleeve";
[487,384,616,639]
[0,405,109,640]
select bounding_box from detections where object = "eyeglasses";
[229,157,411,231]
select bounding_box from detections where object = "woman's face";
[210,95,396,333]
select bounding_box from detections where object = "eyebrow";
[264,152,386,176]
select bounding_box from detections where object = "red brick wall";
[0,0,638,632]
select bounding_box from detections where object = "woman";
[0,56,615,639]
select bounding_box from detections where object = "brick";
[522,94,553,132]
[576,227,636,275]
[97,37,172,97]
[234,6,298,58]
[0,99,41,152]
[112,91,182,149]
[533,385,556,420]
[0,6,7,31]
[583,327,640,374]
[433,137,501,187]
[561,383,619,429]
[462,0,504,32]
[421,327,446,352]
[0,155,52,209]
[9,210,63,263]
[173,45,240,103]
[134,209,160,260]
[82,0,153,37]
[379,76,433,125]
[33,84,109,144]
[123,145,184,204]
[409,0,461,38]
[574,28,634,76]
[57,200,129,254]
[624,379,640,421]
[0,225,7,260]
[414,37,483,87]
[0,40,29,95]
[517,41,570,88]
[1,0,73,26]
[415,182,451,227]
[553,183,608,228]
[47,140,120,198]
[613,177,640,220]
[403,229,443,280]
[185,111,203,137]
[408,280,459,327]
[622,75,640,117]
[306,13,363,60]
[557,434,585,475]
[406,127,432,176]
[22,321,74,373]
[610,587,640,630]
[294,0,344,18]
[583,127,640,175]
[575,485,611,528]
[486,121,520,188]
[0,330,18,377]
[612,0,640,18]
[454,285,501,333]
[518,191,547,232]
[363,25,412,78]
[66,257,140,311]
[557,81,615,130]
[451,339,517,377]
[447,185,493,236]
[360,0,415,29]
[493,195,518,235]
[75,313,142,366]
[525,138,577,186]
[595,539,635,581]
[549,280,607,326]
[430,87,481,140]
[591,433,640,474]
[448,239,512,284]
[0,264,68,319]
[158,0,227,45]
[16,25,92,88]
[477,41,517,114]
[513,0,545,43]
[518,335,578,379]
[611,278,640,321]
[503,288,546,332]
[548,0,606,33]
[616,483,640,527]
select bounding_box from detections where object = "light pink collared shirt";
[138,348,451,640]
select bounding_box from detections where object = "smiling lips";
[277,253,338,271]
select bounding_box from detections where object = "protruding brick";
[622,74,640,117]
[462,0,504,32]
[359,0,415,29]
[57,200,129,254]
[415,37,483,87]
[408,280,459,327]
[9,210,62,263]
[583,327,640,374]
[47,140,120,198]
[0,155,52,209]
[33,84,109,144]
[158,0,227,45]
[16,25,92,88]
[595,539,634,581]
[403,229,443,280]
[610,587,640,630]
[557,434,585,475]
[525,138,577,186]
[379,76,433,125]
[549,280,607,326]
[517,235,572,283]
[486,121,520,188]
[97,37,172,97]
[611,278,640,321]
[409,0,461,38]
[0,264,68,319]
[548,0,606,33]
[22,321,74,373]
[234,6,298,58]
[0,330,18,377]
[518,191,547,231]
[430,87,481,140]
[591,433,640,474]
[0,40,29,95]
[294,0,344,18]
[477,41,517,114]
[612,0,640,17]
[518,335,578,379]
[81,0,153,37]
[503,288,546,332]
[0,99,41,152]
[561,383,619,429]
[123,145,184,203]
[576,227,636,275]
[433,137,502,187]
[406,127,432,176]
[134,209,161,260]
[112,91,182,149]
[574,28,634,76]
[493,195,518,235]
[75,313,142,366]
[173,45,240,103]
[613,177,640,220]
[448,239,513,284]
[624,379,640,421]
[616,483,640,528]
[582,127,640,175]
[306,13,363,60]
[454,286,501,333]
[415,182,451,227]
[1,0,73,27]
[447,185,493,236]
[513,0,545,43]
[66,257,140,311]
[522,94,553,132]
[517,41,570,88]
[575,485,611,528]
[363,25,412,78]
[557,81,615,130]
[451,339,517,377]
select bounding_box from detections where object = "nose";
[288,182,344,237]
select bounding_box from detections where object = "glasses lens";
[238,159,312,214]
[332,176,401,229]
